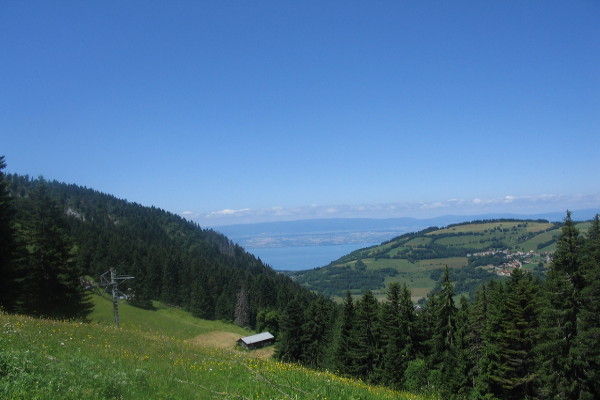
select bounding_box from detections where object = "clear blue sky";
[2,1,599,224]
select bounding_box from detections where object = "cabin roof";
[238,332,274,345]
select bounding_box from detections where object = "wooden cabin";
[237,332,275,350]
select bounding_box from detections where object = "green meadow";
[0,296,431,400]
[90,294,250,340]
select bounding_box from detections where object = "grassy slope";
[90,294,249,340]
[1,298,427,400]
[293,220,592,301]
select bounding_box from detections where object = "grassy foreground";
[0,298,428,400]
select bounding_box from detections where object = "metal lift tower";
[99,268,134,327]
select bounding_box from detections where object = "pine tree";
[415,290,438,360]
[336,291,357,375]
[488,269,539,400]
[352,290,380,381]
[300,297,333,368]
[453,296,473,398]
[552,211,585,290]
[537,211,583,399]
[464,284,489,396]
[428,268,456,356]
[275,296,305,362]
[380,283,414,388]
[474,280,506,398]
[18,185,91,319]
[573,215,600,399]
[429,267,459,396]
[0,156,17,312]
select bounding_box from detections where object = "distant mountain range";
[212,209,600,249]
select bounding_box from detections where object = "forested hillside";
[275,214,600,399]
[291,219,592,300]
[1,167,317,326]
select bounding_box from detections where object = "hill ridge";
[291,218,592,300]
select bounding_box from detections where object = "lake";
[245,243,376,271]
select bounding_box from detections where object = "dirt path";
[186,331,275,359]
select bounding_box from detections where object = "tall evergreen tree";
[453,296,473,399]
[415,289,438,360]
[537,212,583,399]
[18,185,91,319]
[380,283,414,388]
[275,296,306,362]
[0,156,17,312]
[464,284,489,395]
[300,297,334,368]
[473,280,506,398]
[573,215,600,399]
[352,290,380,381]
[336,291,357,375]
[429,266,459,396]
[488,269,539,400]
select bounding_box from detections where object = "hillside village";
[467,249,552,276]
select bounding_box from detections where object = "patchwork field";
[291,219,593,300]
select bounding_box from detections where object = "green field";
[1,299,429,400]
[292,219,594,300]
[428,221,553,235]
[91,294,249,340]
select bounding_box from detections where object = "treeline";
[0,156,317,325]
[444,219,551,228]
[276,212,600,399]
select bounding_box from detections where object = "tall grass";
[1,308,430,400]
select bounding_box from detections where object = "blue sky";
[2,1,599,225]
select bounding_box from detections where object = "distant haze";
[211,209,600,270]
[189,195,600,227]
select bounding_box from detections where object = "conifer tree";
[18,185,91,319]
[275,296,306,362]
[380,283,414,388]
[537,212,583,399]
[398,283,416,355]
[300,297,333,368]
[464,284,489,395]
[0,156,17,312]
[429,267,459,396]
[352,290,380,381]
[415,290,438,360]
[429,267,456,364]
[574,215,600,399]
[473,280,506,398]
[336,291,357,375]
[489,269,539,400]
[453,296,472,398]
